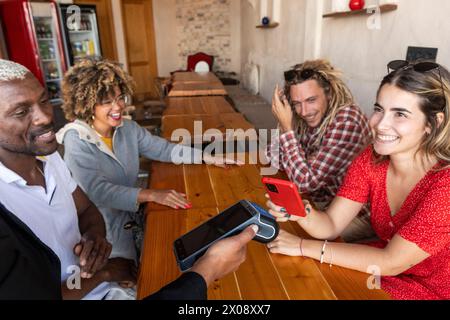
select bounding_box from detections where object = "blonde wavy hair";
[376,62,450,168]
[284,59,354,147]
[61,58,135,124]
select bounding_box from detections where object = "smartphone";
[173,200,279,271]
[262,177,306,217]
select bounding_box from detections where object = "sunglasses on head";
[387,60,441,74]
[284,68,317,83]
[387,60,447,111]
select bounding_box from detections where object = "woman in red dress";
[266,61,450,300]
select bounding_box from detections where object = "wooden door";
[121,0,158,100]
[0,17,8,59]
[74,0,118,61]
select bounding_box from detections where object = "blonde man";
[267,59,372,242]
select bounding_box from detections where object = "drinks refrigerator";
[57,3,102,67]
[0,0,67,105]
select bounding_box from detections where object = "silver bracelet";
[329,243,333,268]
[320,240,328,264]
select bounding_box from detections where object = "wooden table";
[163,96,237,116]
[172,71,222,84]
[169,72,227,97]
[161,113,256,142]
[168,82,227,97]
[137,157,391,300]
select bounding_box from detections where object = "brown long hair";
[284,59,354,146]
[375,62,450,167]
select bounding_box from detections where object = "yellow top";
[101,137,113,151]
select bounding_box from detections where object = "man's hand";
[73,233,112,279]
[272,84,294,133]
[190,225,258,286]
[99,258,137,288]
[72,187,110,278]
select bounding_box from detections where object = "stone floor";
[225,85,277,131]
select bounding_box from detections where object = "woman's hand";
[265,194,313,222]
[265,194,302,222]
[203,154,244,169]
[140,189,192,210]
[272,84,294,133]
[267,230,303,256]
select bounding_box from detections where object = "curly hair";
[284,59,354,147]
[61,58,135,124]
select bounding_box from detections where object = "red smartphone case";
[262,177,306,217]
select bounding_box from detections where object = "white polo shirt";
[0,152,110,300]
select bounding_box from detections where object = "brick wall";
[175,0,232,72]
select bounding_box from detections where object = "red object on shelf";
[349,0,365,11]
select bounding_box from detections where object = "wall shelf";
[323,4,397,18]
[256,22,279,29]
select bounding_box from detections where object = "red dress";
[337,147,450,300]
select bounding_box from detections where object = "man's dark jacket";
[0,203,206,300]
[0,203,62,299]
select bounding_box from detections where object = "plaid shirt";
[267,104,372,213]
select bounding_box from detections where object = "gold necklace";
[36,164,45,177]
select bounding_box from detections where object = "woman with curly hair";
[267,60,450,300]
[56,58,237,261]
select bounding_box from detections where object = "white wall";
[240,0,450,115]
[321,0,450,114]
[152,0,241,77]
[230,0,242,75]
[240,0,308,102]
[111,0,128,71]
[152,0,178,76]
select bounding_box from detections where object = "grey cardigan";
[56,119,201,260]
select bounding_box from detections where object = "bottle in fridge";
[57,3,102,66]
